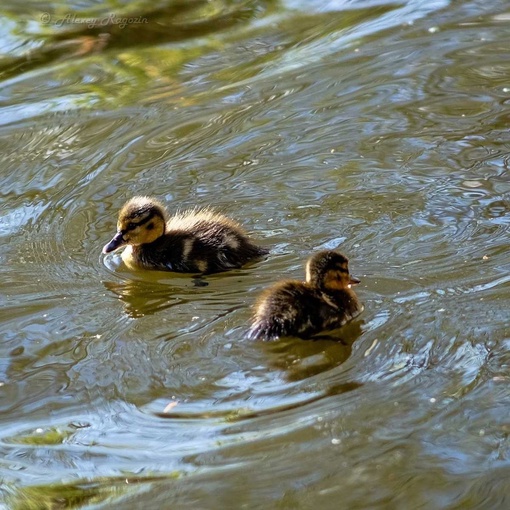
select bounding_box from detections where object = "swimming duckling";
[102,196,268,274]
[248,250,363,340]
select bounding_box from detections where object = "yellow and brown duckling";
[102,196,268,274]
[248,250,363,340]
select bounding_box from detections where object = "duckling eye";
[126,222,137,230]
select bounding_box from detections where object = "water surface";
[1,0,509,508]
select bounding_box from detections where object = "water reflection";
[0,1,263,82]
[103,279,191,318]
[262,320,364,381]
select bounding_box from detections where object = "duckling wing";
[167,211,267,273]
[136,234,201,273]
[249,283,321,340]
[318,291,364,330]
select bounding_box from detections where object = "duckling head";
[102,196,168,254]
[305,250,360,292]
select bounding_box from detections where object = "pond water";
[1,0,509,508]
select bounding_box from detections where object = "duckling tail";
[247,320,284,341]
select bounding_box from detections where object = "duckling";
[248,250,363,340]
[102,196,268,274]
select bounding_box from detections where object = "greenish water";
[1,0,509,508]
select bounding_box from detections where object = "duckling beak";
[102,231,126,254]
[349,276,361,287]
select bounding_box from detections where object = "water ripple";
[1,0,510,507]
